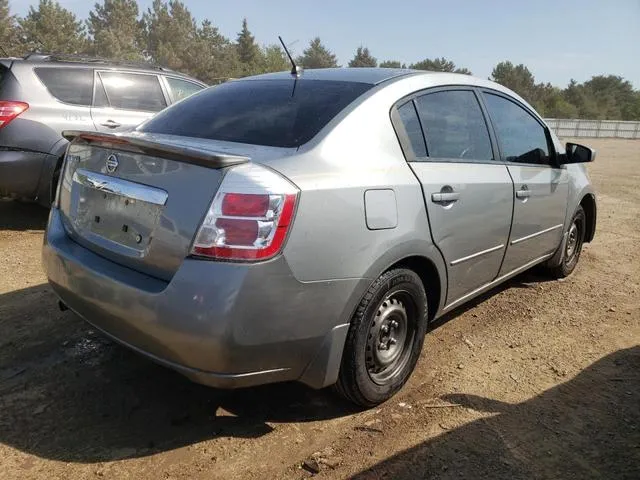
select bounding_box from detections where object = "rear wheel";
[545,206,586,278]
[334,268,428,407]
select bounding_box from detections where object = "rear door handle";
[516,185,530,199]
[431,192,460,203]
[100,120,122,129]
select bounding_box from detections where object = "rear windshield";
[139,79,372,148]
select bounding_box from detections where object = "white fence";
[544,118,640,139]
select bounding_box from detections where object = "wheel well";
[389,256,441,322]
[580,194,596,243]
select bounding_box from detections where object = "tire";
[334,268,428,407]
[545,206,586,278]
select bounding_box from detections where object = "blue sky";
[10,0,640,88]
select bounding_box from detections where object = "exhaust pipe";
[58,300,69,312]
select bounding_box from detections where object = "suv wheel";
[335,268,428,407]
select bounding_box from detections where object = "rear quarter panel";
[266,75,456,317]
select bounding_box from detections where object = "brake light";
[0,101,29,128]
[191,163,299,261]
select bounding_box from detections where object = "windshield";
[139,79,372,148]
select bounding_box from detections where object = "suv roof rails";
[22,52,174,72]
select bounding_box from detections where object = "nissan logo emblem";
[106,154,119,173]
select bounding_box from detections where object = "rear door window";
[34,68,93,106]
[397,101,427,157]
[165,77,203,102]
[140,79,372,147]
[99,72,167,112]
[482,92,551,164]
[414,90,493,161]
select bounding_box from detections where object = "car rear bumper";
[43,208,366,389]
[0,149,52,198]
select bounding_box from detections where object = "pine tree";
[379,60,404,68]
[18,0,87,54]
[260,45,289,74]
[348,46,377,68]
[410,57,471,75]
[143,0,197,72]
[296,37,338,69]
[88,0,145,60]
[235,18,261,74]
[189,19,240,83]
[0,0,19,55]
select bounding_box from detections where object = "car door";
[91,71,168,132]
[393,88,514,307]
[480,91,569,275]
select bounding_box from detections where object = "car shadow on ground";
[0,284,360,464]
[354,346,640,479]
[0,268,592,465]
[0,199,48,231]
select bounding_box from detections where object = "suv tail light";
[191,163,299,261]
[0,101,29,128]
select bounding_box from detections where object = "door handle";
[516,185,530,199]
[431,192,460,203]
[100,120,122,129]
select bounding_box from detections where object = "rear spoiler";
[62,130,250,169]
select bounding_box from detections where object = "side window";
[414,90,493,161]
[93,74,109,107]
[165,77,203,102]
[397,101,427,157]
[99,72,167,112]
[34,68,93,106]
[483,93,550,164]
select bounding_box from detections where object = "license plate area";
[70,169,168,254]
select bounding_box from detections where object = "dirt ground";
[0,138,638,480]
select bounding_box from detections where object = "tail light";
[191,163,299,261]
[0,101,29,128]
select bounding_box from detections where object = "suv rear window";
[34,68,93,106]
[139,79,372,147]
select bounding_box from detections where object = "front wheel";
[545,206,586,278]
[334,268,428,407]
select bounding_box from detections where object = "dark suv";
[0,53,205,205]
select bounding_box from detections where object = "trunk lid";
[57,131,294,281]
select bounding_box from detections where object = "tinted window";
[34,68,93,106]
[100,72,166,112]
[397,101,427,157]
[483,93,550,164]
[140,79,372,148]
[415,90,493,161]
[93,75,109,107]
[166,77,203,102]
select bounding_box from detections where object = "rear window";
[139,79,373,148]
[34,67,93,106]
[99,71,166,112]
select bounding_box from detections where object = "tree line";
[2,0,639,120]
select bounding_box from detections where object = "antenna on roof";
[279,36,302,77]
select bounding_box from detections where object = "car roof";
[243,67,420,85]
[1,54,205,85]
[240,67,528,106]
[241,67,503,87]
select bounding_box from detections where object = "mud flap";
[298,323,350,389]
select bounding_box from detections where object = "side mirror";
[562,142,596,164]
